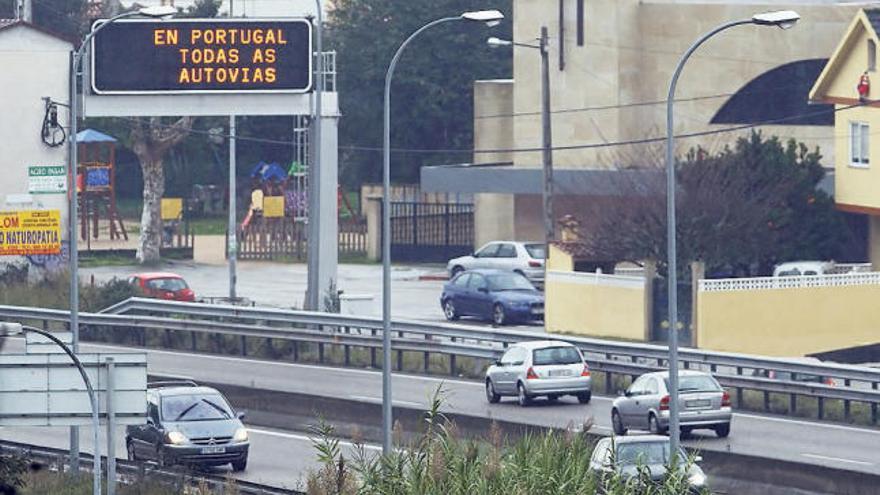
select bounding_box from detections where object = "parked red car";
[128,273,196,302]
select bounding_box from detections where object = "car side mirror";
[617,389,626,397]
[511,361,524,367]
[478,287,489,293]
[494,360,503,367]
[236,410,247,421]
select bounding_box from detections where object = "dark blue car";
[441,269,544,326]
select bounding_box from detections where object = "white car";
[447,241,545,285]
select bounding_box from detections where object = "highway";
[2,339,879,491]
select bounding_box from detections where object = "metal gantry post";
[306,1,324,310]
[228,115,237,300]
[106,357,116,495]
[68,49,81,473]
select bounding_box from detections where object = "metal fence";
[390,201,473,262]
[1,298,878,425]
[235,217,367,261]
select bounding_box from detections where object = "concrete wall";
[696,274,880,356]
[545,269,648,341]
[0,25,72,272]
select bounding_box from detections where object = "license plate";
[686,399,711,408]
[548,369,571,377]
[200,446,226,454]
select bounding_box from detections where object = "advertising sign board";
[91,19,313,94]
[0,210,62,256]
[28,166,67,194]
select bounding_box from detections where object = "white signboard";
[28,166,67,194]
[0,352,147,426]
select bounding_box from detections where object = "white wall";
[0,25,72,272]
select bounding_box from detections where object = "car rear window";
[664,374,721,393]
[532,346,582,366]
[146,278,188,291]
[524,243,546,259]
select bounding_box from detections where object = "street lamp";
[664,9,799,462]
[0,322,101,495]
[487,27,554,286]
[381,8,504,455]
[66,2,175,475]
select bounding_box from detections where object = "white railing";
[321,51,336,92]
[699,271,880,292]
[548,270,645,289]
[830,262,873,274]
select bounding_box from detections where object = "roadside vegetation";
[0,271,139,312]
[305,392,709,495]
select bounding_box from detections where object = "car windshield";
[162,393,233,422]
[524,243,546,259]
[615,442,684,466]
[665,374,721,393]
[147,278,188,291]
[533,346,582,366]
[487,274,534,291]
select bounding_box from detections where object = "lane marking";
[85,343,482,387]
[733,412,880,436]
[247,427,382,451]
[349,395,423,408]
[801,453,873,466]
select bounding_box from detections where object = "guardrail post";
[345,344,351,366]
[190,333,197,351]
[450,353,457,376]
[763,390,770,412]
[293,341,299,362]
[319,343,325,363]
[789,393,797,415]
[873,382,878,425]
[736,367,744,407]
[844,379,852,422]
[817,397,825,420]
[240,335,247,356]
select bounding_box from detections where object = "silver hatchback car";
[611,370,731,438]
[485,340,592,406]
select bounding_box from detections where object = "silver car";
[611,370,731,438]
[589,436,707,491]
[485,340,591,406]
[447,241,546,285]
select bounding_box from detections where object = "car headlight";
[165,431,188,445]
[688,471,707,487]
[233,427,249,443]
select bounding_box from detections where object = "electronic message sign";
[91,19,312,94]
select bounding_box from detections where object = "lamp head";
[0,322,23,336]
[487,36,513,48]
[461,10,505,27]
[752,10,800,30]
[138,5,177,18]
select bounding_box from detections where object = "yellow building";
[810,9,880,268]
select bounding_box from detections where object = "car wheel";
[126,441,137,461]
[612,409,627,436]
[577,391,592,404]
[232,457,248,472]
[648,413,666,435]
[493,304,507,326]
[517,383,532,407]
[443,299,459,321]
[485,379,501,404]
[451,266,465,277]
[714,423,731,438]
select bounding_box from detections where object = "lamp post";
[382,9,504,455]
[0,323,102,495]
[305,0,324,311]
[67,3,175,473]
[664,9,799,462]
[487,26,553,280]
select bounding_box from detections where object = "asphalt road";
[3,339,876,484]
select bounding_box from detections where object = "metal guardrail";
[0,439,301,495]
[2,298,879,425]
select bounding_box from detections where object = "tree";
[130,117,193,264]
[583,132,864,277]
[328,0,512,187]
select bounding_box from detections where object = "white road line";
[247,427,382,451]
[801,453,874,466]
[85,343,482,387]
[349,395,423,408]
[734,412,880,435]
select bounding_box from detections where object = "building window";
[870,40,877,72]
[850,121,870,168]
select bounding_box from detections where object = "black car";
[126,381,250,471]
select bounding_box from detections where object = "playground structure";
[76,129,128,249]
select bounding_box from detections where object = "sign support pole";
[106,357,116,495]
[228,115,237,301]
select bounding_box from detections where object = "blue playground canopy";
[76,129,118,143]
[249,161,288,182]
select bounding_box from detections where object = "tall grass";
[306,389,709,495]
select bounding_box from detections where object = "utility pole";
[540,26,553,257]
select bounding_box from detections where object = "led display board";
[91,19,312,94]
